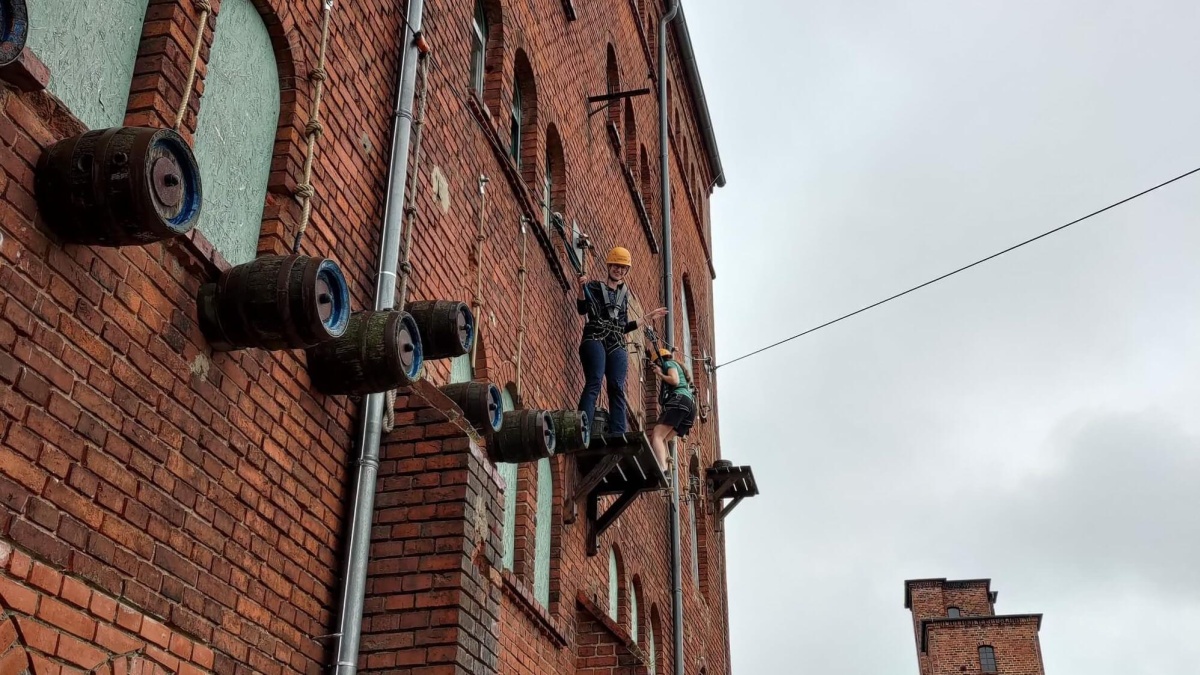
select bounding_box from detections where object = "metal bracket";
[587,88,652,119]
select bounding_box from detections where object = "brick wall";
[0,0,731,672]
[906,579,1044,675]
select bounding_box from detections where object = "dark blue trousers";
[578,339,628,434]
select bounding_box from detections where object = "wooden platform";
[567,432,666,556]
[706,463,759,528]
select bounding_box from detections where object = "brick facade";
[1,0,731,672]
[905,579,1045,675]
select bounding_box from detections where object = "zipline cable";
[716,164,1200,371]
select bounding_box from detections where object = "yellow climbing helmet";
[658,348,672,359]
[605,246,632,267]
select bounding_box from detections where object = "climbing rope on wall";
[173,0,212,131]
[291,0,337,253]
[385,46,432,435]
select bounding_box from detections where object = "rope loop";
[309,67,328,83]
[305,119,325,139]
[195,0,212,13]
[294,183,316,200]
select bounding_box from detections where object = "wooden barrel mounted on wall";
[306,310,424,395]
[590,408,610,440]
[548,410,589,452]
[35,127,202,245]
[440,382,503,434]
[406,300,474,360]
[0,0,28,68]
[489,410,556,464]
[197,254,350,352]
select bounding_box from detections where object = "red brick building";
[905,578,1046,675]
[0,0,751,672]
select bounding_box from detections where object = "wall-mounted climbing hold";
[35,127,202,246]
[197,254,349,352]
[441,381,503,434]
[306,310,425,395]
[406,300,474,360]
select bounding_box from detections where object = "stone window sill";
[502,570,569,647]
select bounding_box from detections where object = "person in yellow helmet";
[646,345,695,473]
[576,246,666,435]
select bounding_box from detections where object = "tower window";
[947,607,961,618]
[979,646,997,673]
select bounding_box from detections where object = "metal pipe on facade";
[331,0,424,672]
[658,2,685,675]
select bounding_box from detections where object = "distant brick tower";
[904,578,1046,675]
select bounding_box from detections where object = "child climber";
[577,246,666,435]
[648,346,696,474]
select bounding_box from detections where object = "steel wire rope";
[716,164,1200,371]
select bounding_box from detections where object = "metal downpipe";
[659,2,684,675]
[331,0,424,672]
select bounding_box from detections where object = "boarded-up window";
[629,580,639,642]
[26,0,149,129]
[499,387,518,570]
[192,0,280,265]
[449,354,473,384]
[533,457,553,605]
[608,547,619,619]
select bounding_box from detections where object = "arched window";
[605,44,621,130]
[947,606,961,618]
[688,454,700,589]
[511,51,537,180]
[649,606,662,675]
[533,456,553,605]
[640,145,653,201]
[192,0,280,265]
[608,547,620,620]
[629,577,640,642]
[680,281,694,375]
[624,100,638,168]
[979,646,997,673]
[543,124,565,231]
[469,0,489,96]
[509,81,523,167]
[26,1,149,129]
[498,386,518,571]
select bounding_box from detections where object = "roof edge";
[672,5,725,188]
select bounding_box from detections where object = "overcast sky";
[686,1,1200,673]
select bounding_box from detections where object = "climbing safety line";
[716,163,1200,371]
[173,0,212,130]
[292,0,337,252]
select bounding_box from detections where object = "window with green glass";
[26,0,149,129]
[498,387,518,571]
[533,457,553,605]
[191,0,280,266]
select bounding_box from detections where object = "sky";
[685,0,1200,673]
